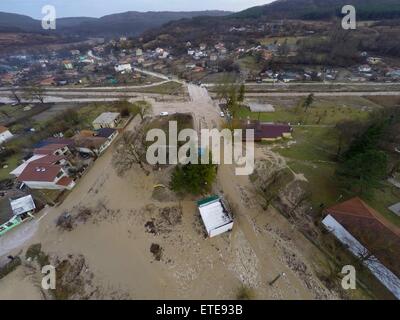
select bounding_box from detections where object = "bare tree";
[133,100,153,120]
[257,169,291,210]
[9,88,21,105]
[112,127,150,176]
[23,85,46,104]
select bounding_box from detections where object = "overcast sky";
[0,0,273,19]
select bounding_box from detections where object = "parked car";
[160,112,169,116]
[220,112,225,117]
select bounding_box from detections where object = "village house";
[114,63,132,74]
[0,126,13,144]
[11,152,74,190]
[92,112,121,130]
[243,121,293,142]
[73,128,118,156]
[322,197,400,299]
[11,141,74,190]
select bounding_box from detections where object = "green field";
[0,153,21,180]
[238,103,372,125]
[275,126,400,226]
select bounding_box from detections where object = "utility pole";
[269,272,286,286]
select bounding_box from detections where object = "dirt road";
[0,85,335,300]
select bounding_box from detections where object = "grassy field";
[0,153,21,180]
[238,104,372,125]
[237,56,262,72]
[275,126,400,227]
[258,36,304,46]
[135,81,184,95]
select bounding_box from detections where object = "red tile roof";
[30,154,65,165]
[56,176,73,187]
[17,162,62,182]
[325,197,400,277]
[34,143,68,155]
[243,121,292,141]
[0,126,9,134]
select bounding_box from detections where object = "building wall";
[23,180,64,190]
[322,214,400,299]
[209,222,234,238]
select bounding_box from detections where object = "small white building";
[10,195,36,217]
[92,112,121,130]
[114,63,132,73]
[197,196,233,238]
[0,126,13,144]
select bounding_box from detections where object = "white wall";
[209,222,234,238]
[322,214,400,299]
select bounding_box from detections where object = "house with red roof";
[322,197,400,299]
[242,120,293,142]
[10,142,74,190]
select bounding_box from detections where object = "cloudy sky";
[0,0,273,18]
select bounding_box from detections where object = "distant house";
[92,112,121,130]
[358,65,372,73]
[114,63,132,73]
[0,126,13,144]
[39,76,56,86]
[322,197,400,299]
[243,121,292,142]
[197,196,234,238]
[136,48,143,56]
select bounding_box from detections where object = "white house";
[197,196,234,238]
[0,126,13,144]
[17,162,75,190]
[92,112,121,130]
[114,63,132,73]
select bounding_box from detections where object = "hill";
[234,0,400,20]
[0,10,232,36]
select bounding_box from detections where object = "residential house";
[322,197,400,299]
[359,65,372,73]
[11,142,74,190]
[0,126,13,144]
[114,63,132,73]
[243,121,293,142]
[63,60,74,70]
[136,48,143,56]
[0,194,36,236]
[33,143,71,157]
[197,196,234,238]
[73,128,118,156]
[92,112,121,129]
[16,162,75,190]
[39,76,56,86]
